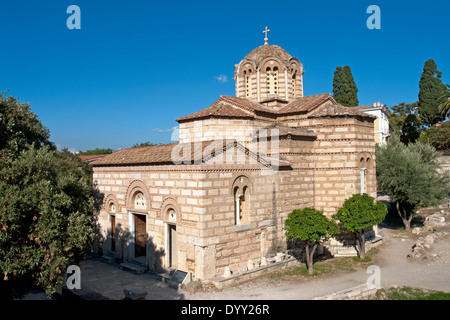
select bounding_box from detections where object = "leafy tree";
[332,65,359,107]
[419,121,450,151]
[389,101,423,144]
[438,84,450,119]
[0,91,55,157]
[376,135,449,231]
[132,141,162,148]
[79,147,114,156]
[332,194,387,259]
[418,59,448,126]
[285,208,339,275]
[0,93,95,299]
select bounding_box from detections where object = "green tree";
[79,147,114,156]
[332,194,387,259]
[332,65,359,107]
[389,101,423,144]
[132,141,162,148]
[418,59,448,126]
[0,91,55,157]
[376,135,449,231]
[0,93,95,299]
[285,208,339,275]
[419,121,450,151]
[438,85,450,119]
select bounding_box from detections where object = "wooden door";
[111,215,116,252]
[134,214,146,257]
[169,225,177,267]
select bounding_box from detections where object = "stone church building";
[91,32,377,281]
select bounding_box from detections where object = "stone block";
[123,287,147,300]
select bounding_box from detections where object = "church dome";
[234,28,304,103]
[243,44,293,67]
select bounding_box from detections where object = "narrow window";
[292,74,296,96]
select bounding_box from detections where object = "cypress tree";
[332,65,359,106]
[418,59,447,126]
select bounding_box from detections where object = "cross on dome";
[262,26,270,45]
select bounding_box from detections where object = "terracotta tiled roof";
[176,99,254,122]
[91,143,178,166]
[78,154,109,162]
[308,104,377,119]
[254,123,316,139]
[175,93,379,124]
[220,95,274,114]
[91,140,290,167]
[278,93,334,114]
[176,96,274,122]
[243,45,293,65]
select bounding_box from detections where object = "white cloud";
[152,126,179,133]
[214,75,228,83]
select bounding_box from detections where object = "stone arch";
[239,62,255,76]
[357,152,373,169]
[261,58,283,74]
[160,196,181,224]
[236,60,257,76]
[366,154,373,170]
[103,194,119,213]
[125,179,150,210]
[357,152,373,194]
[231,174,253,224]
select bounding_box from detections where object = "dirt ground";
[184,216,450,300]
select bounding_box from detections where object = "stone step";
[158,272,172,283]
[128,256,147,267]
[334,246,358,257]
[119,262,147,275]
[101,253,116,264]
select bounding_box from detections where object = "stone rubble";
[408,208,450,260]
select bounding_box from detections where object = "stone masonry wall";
[281,115,377,216]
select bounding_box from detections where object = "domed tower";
[234,27,304,104]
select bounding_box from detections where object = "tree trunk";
[356,230,366,259]
[396,201,412,231]
[305,241,318,275]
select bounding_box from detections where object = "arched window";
[360,157,366,194]
[232,176,251,225]
[108,202,116,213]
[292,71,297,97]
[273,67,278,95]
[266,67,271,94]
[266,66,278,95]
[245,69,252,97]
[133,192,147,210]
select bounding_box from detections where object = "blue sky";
[0,0,448,151]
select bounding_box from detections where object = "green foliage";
[132,141,162,148]
[376,135,449,229]
[374,287,450,300]
[332,65,359,107]
[438,85,450,119]
[285,208,339,244]
[0,92,55,157]
[418,59,448,126]
[0,93,95,299]
[332,193,387,233]
[79,147,114,156]
[389,102,423,144]
[419,121,450,151]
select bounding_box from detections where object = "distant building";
[355,102,390,146]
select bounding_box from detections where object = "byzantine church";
[92,28,378,282]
